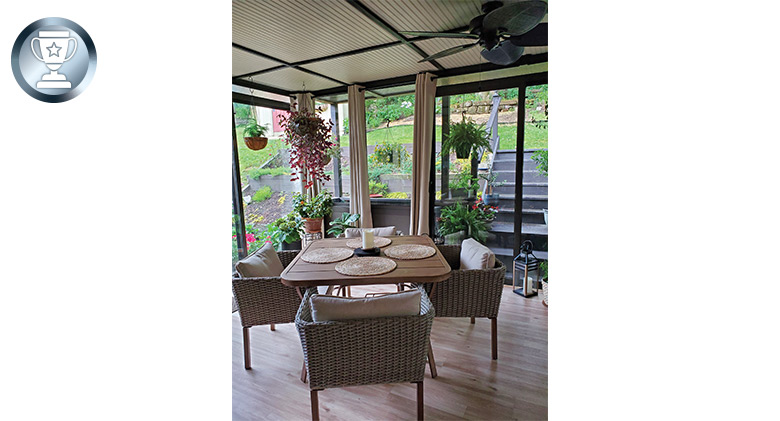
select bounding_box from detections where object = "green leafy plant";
[268,213,303,245]
[532,149,548,177]
[292,191,333,219]
[437,202,489,243]
[368,163,395,183]
[241,120,269,138]
[327,212,360,237]
[442,116,492,159]
[371,141,410,167]
[368,180,389,196]
[479,172,505,195]
[251,186,272,202]
[452,171,479,193]
[539,261,548,281]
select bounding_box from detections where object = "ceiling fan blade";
[504,23,547,47]
[483,0,548,36]
[400,31,478,39]
[481,41,524,66]
[418,43,477,62]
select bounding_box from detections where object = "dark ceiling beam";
[345,0,446,71]
[232,92,291,111]
[311,52,548,98]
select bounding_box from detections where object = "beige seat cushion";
[460,238,496,270]
[235,242,284,278]
[344,226,396,238]
[310,289,421,322]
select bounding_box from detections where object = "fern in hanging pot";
[279,109,334,190]
[442,116,492,160]
[241,120,270,151]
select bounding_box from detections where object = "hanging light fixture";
[513,240,540,297]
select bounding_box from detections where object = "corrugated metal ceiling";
[232,47,282,77]
[232,0,396,63]
[300,44,436,85]
[232,0,548,99]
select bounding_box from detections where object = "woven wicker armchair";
[296,286,434,421]
[232,250,301,370]
[424,244,506,360]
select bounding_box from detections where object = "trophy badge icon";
[31,31,77,89]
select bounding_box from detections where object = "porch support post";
[514,84,527,257]
[330,103,342,198]
[232,103,248,259]
[441,96,450,198]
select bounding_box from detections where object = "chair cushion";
[460,238,496,270]
[235,242,284,278]
[344,226,396,238]
[310,289,421,322]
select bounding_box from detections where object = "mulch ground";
[244,191,294,228]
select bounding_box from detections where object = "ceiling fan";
[400,0,548,66]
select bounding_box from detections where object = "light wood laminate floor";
[233,285,548,420]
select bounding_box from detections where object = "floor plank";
[233,285,548,420]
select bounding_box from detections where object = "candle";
[362,229,375,249]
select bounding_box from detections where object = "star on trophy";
[31,31,77,89]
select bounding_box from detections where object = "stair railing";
[482,92,502,196]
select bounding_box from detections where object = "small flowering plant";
[278,108,334,190]
[292,191,333,219]
[472,197,498,222]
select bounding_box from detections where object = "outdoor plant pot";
[244,137,268,151]
[450,188,467,198]
[483,193,500,206]
[443,230,466,245]
[281,240,302,251]
[454,146,471,160]
[303,218,323,233]
[541,278,548,306]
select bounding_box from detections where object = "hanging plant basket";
[244,136,268,151]
[455,145,471,159]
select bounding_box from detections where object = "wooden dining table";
[281,234,451,378]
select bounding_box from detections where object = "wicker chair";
[296,286,434,421]
[232,250,301,370]
[423,244,506,360]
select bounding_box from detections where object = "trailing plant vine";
[278,108,334,190]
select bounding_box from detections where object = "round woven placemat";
[345,237,392,249]
[300,247,354,264]
[384,244,436,260]
[334,257,397,276]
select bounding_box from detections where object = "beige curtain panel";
[291,93,319,197]
[347,85,373,228]
[409,73,436,235]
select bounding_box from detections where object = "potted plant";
[479,172,505,206]
[450,171,478,199]
[539,261,548,306]
[241,120,270,151]
[267,213,304,250]
[279,109,334,190]
[531,149,548,224]
[327,212,360,238]
[442,116,492,160]
[437,202,489,243]
[293,191,333,233]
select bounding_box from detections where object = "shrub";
[386,192,408,199]
[368,163,395,183]
[368,180,389,196]
[531,149,548,177]
[252,186,272,202]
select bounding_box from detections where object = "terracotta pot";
[303,218,323,233]
[244,137,268,151]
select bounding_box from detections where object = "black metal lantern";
[513,240,540,298]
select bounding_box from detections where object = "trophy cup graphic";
[30,31,77,89]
